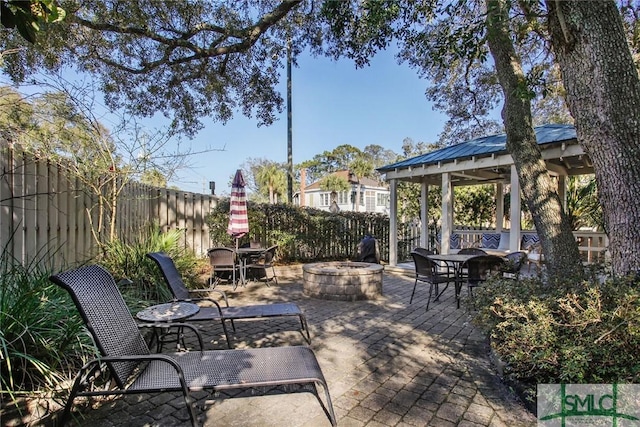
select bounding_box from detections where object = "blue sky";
[175,48,449,194]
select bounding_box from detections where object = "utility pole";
[287,38,293,203]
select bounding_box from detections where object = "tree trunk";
[546,0,640,276]
[486,0,584,280]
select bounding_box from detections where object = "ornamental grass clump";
[472,274,640,405]
[98,223,205,307]
[0,250,93,406]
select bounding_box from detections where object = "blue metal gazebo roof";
[378,124,577,173]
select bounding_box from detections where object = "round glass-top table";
[136,301,200,322]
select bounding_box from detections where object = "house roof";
[377,124,591,186]
[306,170,386,191]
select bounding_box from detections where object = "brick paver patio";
[55,265,537,427]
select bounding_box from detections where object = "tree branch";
[69,0,303,73]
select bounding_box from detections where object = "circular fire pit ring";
[302,261,383,301]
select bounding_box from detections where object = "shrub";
[206,201,390,262]
[98,223,205,306]
[472,274,640,405]
[0,250,93,404]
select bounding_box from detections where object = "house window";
[319,193,330,206]
[377,193,389,207]
[338,190,349,205]
[365,190,375,211]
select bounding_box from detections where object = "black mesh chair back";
[50,265,150,388]
[246,245,278,285]
[413,247,435,257]
[463,254,503,296]
[261,245,277,265]
[146,252,190,300]
[207,247,238,287]
[464,255,505,284]
[208,247,236,266]
[411,251,440,281]
[414,247,455,278]
[460,255,505,308]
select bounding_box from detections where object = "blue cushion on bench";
[450,233,461,250]
[521,233,540,250]
[436,232,461,249]
[481,233,500,249]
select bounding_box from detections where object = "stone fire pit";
[302,261,383,301]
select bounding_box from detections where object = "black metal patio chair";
[245,244,279,285]
[502,251,528,279]
[410,251,453,310]
[146,252,311,345]
[50,264,336,427]
[460,254,506,308]
[457,247,489,282]
[207,247,240,289]
[414,247,455,279]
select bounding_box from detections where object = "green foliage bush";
[0,251,93,403]
[0,223,206,412]
[472,274,640,404]
[206,201,390,262]
[98,223,204,306]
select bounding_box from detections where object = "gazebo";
[377,124,595,266]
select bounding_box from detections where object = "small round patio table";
[136,302,200,351]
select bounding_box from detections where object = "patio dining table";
[426,253,478,308]
[236,247,266,286]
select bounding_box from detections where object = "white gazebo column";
[420,181,429,248]
[441,172,454,254]
[388,178,398,266]
[557,175,567,210]
[509,165,521,251]
[495,183,504,231]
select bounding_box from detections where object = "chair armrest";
[72,353,194,396]
[187,289,229,306]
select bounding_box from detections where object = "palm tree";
[349,157,374,212]
[320,174,350,212]
[565,176,603,231]
[320,175,350,193]
[255,163,286,204]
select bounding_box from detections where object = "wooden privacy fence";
[0,145,608,269]
[0,145,217,270]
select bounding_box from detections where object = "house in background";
[295,170,390,214]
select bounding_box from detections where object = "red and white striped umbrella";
[227,169,249,243]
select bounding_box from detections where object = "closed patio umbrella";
[227,169,249,249]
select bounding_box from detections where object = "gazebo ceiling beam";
[545,162,569,176]
[452,170,504,181]
[541,143,585,160]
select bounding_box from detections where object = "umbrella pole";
[235,238,244,286]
